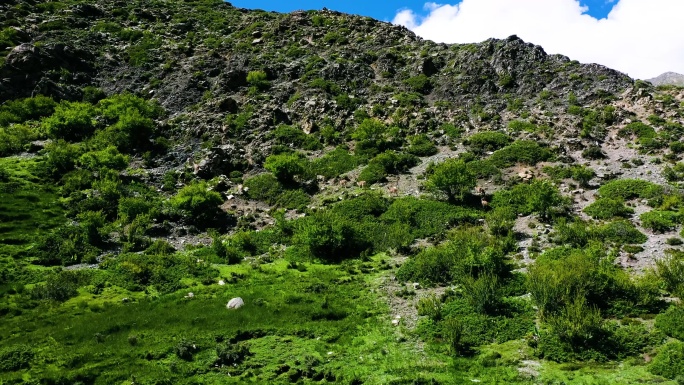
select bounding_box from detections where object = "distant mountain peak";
[647,72,684,86]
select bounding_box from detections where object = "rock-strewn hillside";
[2,1,684,384]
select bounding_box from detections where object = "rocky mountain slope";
[648,72,684,86]
[2,0,684,384]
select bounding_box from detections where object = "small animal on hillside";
[475,186,485,196]
[388,186,399,196]
[481,198,490,208]
[338,179,348,186]
[357,180,367,188]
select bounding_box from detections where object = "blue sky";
[228,0,618,22]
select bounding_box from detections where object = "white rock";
[227,297,244,309]
[218,280,226,286]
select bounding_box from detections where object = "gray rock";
[227,297,244,309]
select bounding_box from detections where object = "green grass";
[0,157,65,257]
[0,257,471,384]
[539,360,676,385]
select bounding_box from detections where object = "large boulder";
[5,44,42,71]
[226,297,244,309]
[195,144,248,178]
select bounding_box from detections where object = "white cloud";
[392,0,684,79]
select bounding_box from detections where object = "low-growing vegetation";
[2,1,684,384]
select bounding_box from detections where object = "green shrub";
[273,125,322,150]
[264,153,308,183]
[508,120,540,132]
[583,198,634,219]
[571,165,595,186]
[216,342,251,366]
[93,21,122,33]
[407,134,438,156]
[0,26,21,53]
[545,296,604,348]
[145,240,176,256]
[322,31,348,45]
[663,162,684,182]
[440,123,464,139]
[98,93,162,121]
[581,145,606,160]
[656,253,684,297]
[424,158,476,202]
[174,339,198,361]
[42,101,97,141]
[294,211,369,261]
[380,197,480,239]
[492,180,567,220]
[465,132,511,153]
[127,33,162,66]
[99,108,156,151]
[0,123,37,156]
[106,252,216,293]
[358,162,387,184]
[78,146,129,171]
[404,74,432,94]
[275,189,310,210]
[640,210,679,232]
[595,220,647,244]
[0,345,34,372]
[244,174,283,204]
[529,245,651,319]
[417,295,442,320]
[335,93,361,111]
[309,78,341,95]
[0,95,56,126]
[397,227,508,285]
[486,206,516,236]
[42,140,83,178]
[528,180,567,220]
[246,70,269,90]
[650,341,684,379]
[310,147,361,178]
[618,122,656,140]
[656,306,684,340]
[358,151,418,184]
[82,87,107,104]
[538,310,658,362]
[169,181,224,225]
[489,141,552,167]
[667,237,684,246]
[465,159,501,179]
[598,179,664,201]
[31,270,85,300]
[118,196,158,223]
[552,219,647,248]
[461,273,500,314]
[60,169,95,196]
[352,119,388,154]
